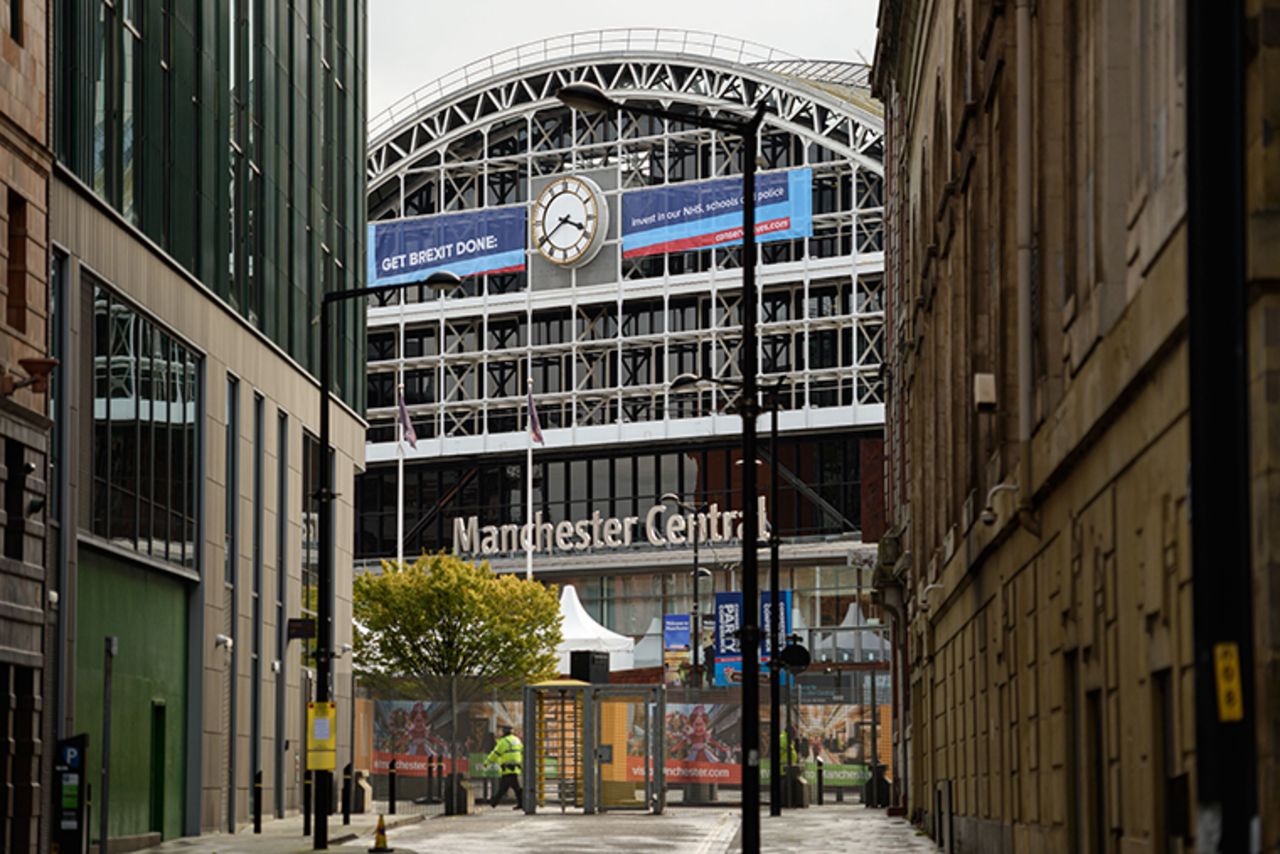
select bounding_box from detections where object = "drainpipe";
[1015,0,1037,531]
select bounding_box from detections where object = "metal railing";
[368,28,801,142]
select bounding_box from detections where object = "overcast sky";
[367,1,882,120]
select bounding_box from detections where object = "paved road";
[761,807,937,852]
[379,806,936,853]
[139,805,936,853]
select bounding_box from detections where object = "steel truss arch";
[368,40,884,205]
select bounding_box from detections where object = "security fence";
[352,667,891,813]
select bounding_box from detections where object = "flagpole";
[397,385,405,570]
[526,378,534,582]
[396,291,406,570]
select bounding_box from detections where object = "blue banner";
[713,591,744,687]
[621,168,812,258]
[663,614,691,651]
[760,589,793,660]
[366,207,526,287]
[761,589,794,685]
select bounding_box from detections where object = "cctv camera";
[980,507,997,526]
[215,633,234,651]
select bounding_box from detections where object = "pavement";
[140,805,936,853]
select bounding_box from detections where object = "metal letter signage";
[620,167,813,258]
[451,497,768,559]
[367,206,527,287]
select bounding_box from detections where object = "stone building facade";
[869,0,1276,850]
[0,0,53,850]
[1246,0,1280,846]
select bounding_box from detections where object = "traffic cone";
[368,813,394,853]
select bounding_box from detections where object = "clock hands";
[540,213,581,246]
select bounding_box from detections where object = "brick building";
[872,0,1275,850]
[0,0,53,850]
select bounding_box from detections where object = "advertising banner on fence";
[620,167,813,258]
[641,702,741,784]
[617,700,889,788]
[367,206,527,287]
[371,698,522,778]
[713,591,744,687]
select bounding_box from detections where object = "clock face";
[531,175,608,268]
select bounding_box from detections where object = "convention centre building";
[358,29,889,679]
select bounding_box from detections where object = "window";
[121,13,139,224]
[90,281,200,567]
[250,393,263,782]
[300,432,320,665]
[273,410,288,817]
[4,439,26,560]
[225,376,239,584]
[7,189,26,332]
[9,0,21,45]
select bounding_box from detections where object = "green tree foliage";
[354,553,562,688]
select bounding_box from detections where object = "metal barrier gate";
[522,680,665,815]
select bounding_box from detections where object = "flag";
[397,388,417,449]
[527,385,544,445]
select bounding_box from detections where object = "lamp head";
[669,372,702,391]
[556,82,617,113]
[424,270,463,290]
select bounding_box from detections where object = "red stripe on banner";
[622,217,793,259]
[473,263,525,276]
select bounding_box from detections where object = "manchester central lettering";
[451,497,769,558]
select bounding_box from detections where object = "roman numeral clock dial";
[531,174,609,268]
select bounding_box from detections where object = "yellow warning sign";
[1213,643,1244,722]
[307,701,337,770]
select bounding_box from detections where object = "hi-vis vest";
[780,731,799,765]
[488,734,523,771]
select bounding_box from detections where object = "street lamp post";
[661,493,714,688]
[559,82,768,848]
[315,269,462,849]
[670,372,788,815]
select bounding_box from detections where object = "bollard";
[816,758,825,806]
[342,762,352,825]
[388,759,397,815]
[427,756,435,802]
[303,770,312,836]
[254,770,263,833]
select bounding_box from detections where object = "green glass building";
[54,0,366,405]
[50,0,368,842]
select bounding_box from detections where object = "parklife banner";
[620,167,813,258]
[367,206,526,287]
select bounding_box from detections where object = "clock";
[531,174,609,268]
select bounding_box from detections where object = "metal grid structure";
[364,29,884,466]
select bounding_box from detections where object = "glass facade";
[55,0,368,408]
[90,281,200,568]
[557,561,887,666]
[356,433,869,560]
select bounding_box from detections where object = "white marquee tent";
[555,584,636,672]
